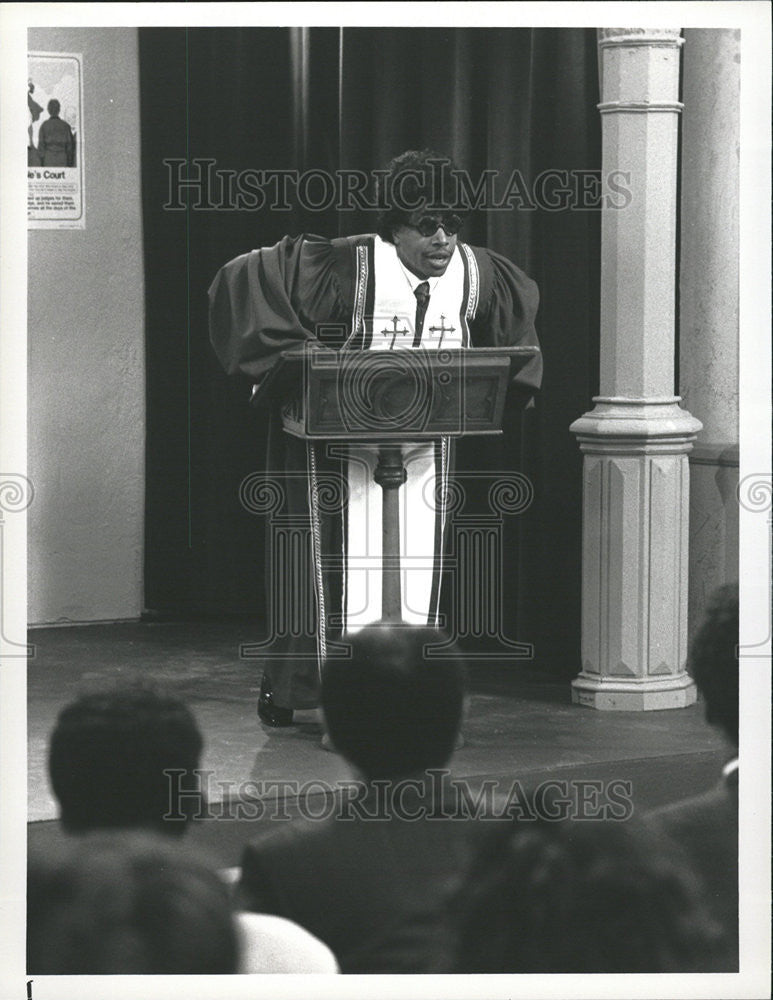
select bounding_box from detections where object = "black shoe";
[257,676,294,727]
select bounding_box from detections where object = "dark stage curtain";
[139,27,600,676]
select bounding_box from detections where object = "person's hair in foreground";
[49,685,204,836]
[688,582,739,746]
[321,625,465,781]
[450,817,722,973]
[27,831,238,974]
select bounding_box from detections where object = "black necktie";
[413,282,430,347]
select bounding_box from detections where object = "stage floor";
[28,621,730,864]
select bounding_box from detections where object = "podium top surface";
[251,345,540,441]
[251,344,539,409]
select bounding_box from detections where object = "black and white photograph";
[0,3,770,999]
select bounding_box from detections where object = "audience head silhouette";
[321,625,465,780]
[451,817,721,973]
[688,583,739,746]
[49,686,203,836]
[27,831,238,974]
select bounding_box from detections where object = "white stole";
[343,239,467,632]
[368,236,466,350]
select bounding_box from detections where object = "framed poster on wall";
[27,51,85,229]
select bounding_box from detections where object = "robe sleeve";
[469,247,543,404]
[208,235,346,380]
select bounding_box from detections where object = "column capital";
[598,28,684,48]
[571,399,703,453]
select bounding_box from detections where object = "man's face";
[392,210,461,280]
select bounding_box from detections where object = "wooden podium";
[253,345,539,623]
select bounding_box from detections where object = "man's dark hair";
[47,99,60,117]
[376,149,464,243]
[49,686,204,836]
[688,583,739,745]
[321,625,465,780]
[450,817,722,973]
[28,831,238,974]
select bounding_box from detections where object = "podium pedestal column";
[373,444,408,623]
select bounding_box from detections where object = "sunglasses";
[410,213,464,237]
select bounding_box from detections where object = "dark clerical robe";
[209,233,541,709]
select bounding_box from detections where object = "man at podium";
[209,150,542,726]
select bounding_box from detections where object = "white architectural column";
[679,29,740,638]
[570,29,701,710]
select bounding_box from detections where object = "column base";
[571,673,697,711]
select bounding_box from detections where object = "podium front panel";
[280,349,530,441]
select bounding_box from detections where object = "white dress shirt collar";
[396,256,441,295]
